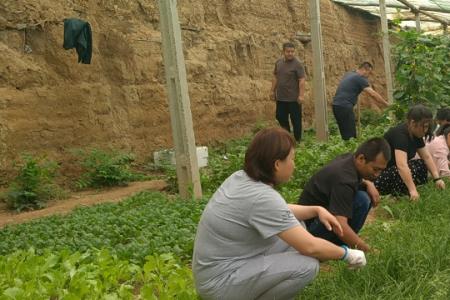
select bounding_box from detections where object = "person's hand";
[365,181,380,207]
[343,247,367,269]
[297,95,304,104]
[317,207,343,237]
[409,189,420,201]
[435,179,445,190]
[270,91,276,101]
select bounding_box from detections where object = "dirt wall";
[0,0,386,183]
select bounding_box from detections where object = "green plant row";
[0,192,207,263]
[0,249,197,300]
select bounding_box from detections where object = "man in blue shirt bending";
[333,62,389,140]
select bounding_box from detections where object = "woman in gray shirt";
[193,128,367,300]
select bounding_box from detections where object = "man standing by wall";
[333,62,389,140]
[270,42,306,142]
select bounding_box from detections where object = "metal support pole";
[309,0,328,141]
[379,0,394,104]
[158,0,202,199]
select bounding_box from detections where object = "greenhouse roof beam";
[333,0,450,13]
[396,0,449,24]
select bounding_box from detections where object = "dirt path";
[0,180,167,228]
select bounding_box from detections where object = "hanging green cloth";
[63,18,92,64]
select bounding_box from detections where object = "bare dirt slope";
[0,0,387,183]
[0,179,167,228]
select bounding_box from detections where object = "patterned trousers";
[374,159,428,196]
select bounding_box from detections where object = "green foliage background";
[392,30,450,119]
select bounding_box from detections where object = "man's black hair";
[354,137,391,162]
[282,42,295,50]
[358,62,373,70]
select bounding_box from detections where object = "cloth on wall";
[63,18,92,64]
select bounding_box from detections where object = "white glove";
[341,246,366,269]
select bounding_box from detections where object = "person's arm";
[270,75,277,101]
[363,87,389,107]
[298,77,305,103]
[277,225,342,261]
[395,149,419,200]
[335,215,370,252]
[361,179,380,207]
[278,225,366,268]
[417,147,446,189]
[288,204,343,236]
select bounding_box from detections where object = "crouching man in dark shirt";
[298,138,391,252]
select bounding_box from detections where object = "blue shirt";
[333,71,369,108]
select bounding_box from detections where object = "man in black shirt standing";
[270,42,306,142]
[298,138,391,252]
[333,62,389,140]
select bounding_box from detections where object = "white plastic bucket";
[153,146,208,168]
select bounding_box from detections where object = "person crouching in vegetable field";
[192,128,367,300]
[426,124,450,178]
[298,138,391,253]
[374,104,445,201]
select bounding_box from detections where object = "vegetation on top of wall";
[392,30,450,119]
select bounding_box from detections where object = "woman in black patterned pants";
[374,105,445,200]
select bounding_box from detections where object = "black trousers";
[276,101,302,141]
[333,105,356,140]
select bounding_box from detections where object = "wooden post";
[379,0,394,104]
[309,0,328,141]
[158,0,202,199]
[415,12,421,32]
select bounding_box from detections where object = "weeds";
[3,155,65,212]
[75,149,143,189]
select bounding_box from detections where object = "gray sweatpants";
[216,238,320,300]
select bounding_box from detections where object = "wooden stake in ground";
[158,0,202,199]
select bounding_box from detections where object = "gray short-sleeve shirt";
[193,170,300,293]
[274,58,305,102]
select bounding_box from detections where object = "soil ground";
[0,179,167,228]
